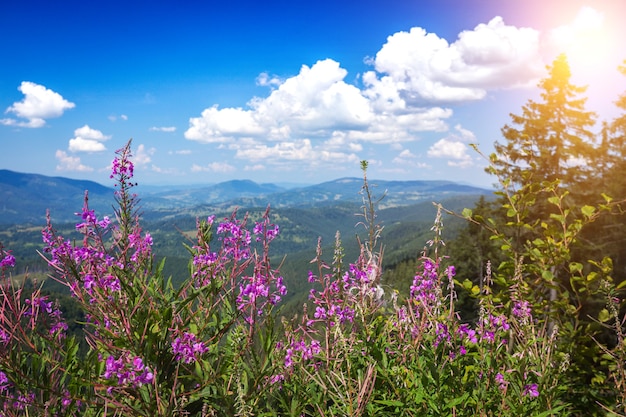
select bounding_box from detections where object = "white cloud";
[427,138,473,167]
[256,72,282,87]
[182,16,547,174]
[108,114,129,122]
[232,138,360,169]
[68,137,106,152]
[191,161,236,173]
[68,125,111,152]
[133,144,155,165]
[170,149,192,155]
[392,148,417,165]
[149,126,176,132]
[452,124,476,142]
[185,60,451,145]
[55,150,93,172]
[1,82,75,128]
[364,17,542,104]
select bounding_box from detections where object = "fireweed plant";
[0,139,621,415]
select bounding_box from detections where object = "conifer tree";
[493,54,597,190]
[596,60,626,284]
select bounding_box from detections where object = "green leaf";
[547,196,560,206]
[581,205,595,218]
[569,262,583,274]
[461,208,473,219]
[542,270,554,281]
[471,285,481,296]
[598,308,610,323]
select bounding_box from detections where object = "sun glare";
[549,6,616,75]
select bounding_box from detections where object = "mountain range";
[0,169,493,225]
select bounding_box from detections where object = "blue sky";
[1,0,625,188]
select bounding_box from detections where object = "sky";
[1,0,625,188]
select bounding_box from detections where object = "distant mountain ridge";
[0,169,115,225]
[0,170,493,225]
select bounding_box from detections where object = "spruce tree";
[493,54,597,189]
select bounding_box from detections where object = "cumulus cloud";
[183,16,547,174]
[1,82,75,128]
[426,124,478,167]
[231,138,360,169]
[364,17,542,105]
[149,126,176,132]
[185,59,452,149]
[55,150,93,172]
[427,138,473,167]
[392,149,417,165]
[256,72,282,87]
[68,125,111,152]
[133,144,155,165]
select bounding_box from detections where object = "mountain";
[0,169,115,225]
[0,170,493,225]
[139,179,286,209]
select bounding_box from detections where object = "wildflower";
[0,371,9,393]
[313,306,327,320]
[172,332,209,364]
[284,348,294,368]
[496,372,508,390]
[110,156,134,178]
[0,253,15,269]
[0,330,9,345]
[50,321,69,340]
[269,374,284,385]
[102,353,154,387]
[512,300,532,319]
[61,391,72,410]
[523,383,539,397]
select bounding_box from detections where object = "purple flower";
[496,372,508,390]
[0,253,15,269]
[172,332,208,364]
[0,371,9,393]
[50,321,69,340]
[313,306,327,320]
[284,348,294,368]
[269,374,284,385]
[523,383,539,397]
[61,391,72,410]
[111,156,134,178]
[98,216,111,228]
[0,329,9,345]
[512,300,532,319]
[101,274,121,292]
[102,353,153,387]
